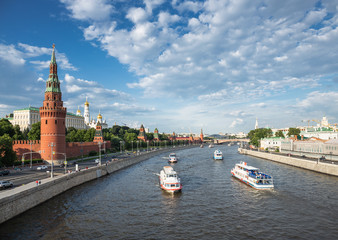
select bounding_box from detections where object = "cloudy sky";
[1,0,338,134]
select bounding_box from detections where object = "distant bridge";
[213,139,250,144]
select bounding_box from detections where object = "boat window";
[176,184,180,187]
[171,184,176,187]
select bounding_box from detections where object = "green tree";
[275,130,285,138]
[0,118,15,137]
[287,128,300,137]
[28,122,41,140]
[110,135,122,151]
[111,125,121,135]
[83,128,96,142]
[124,132,138,142]
[12,125,24,140]
[118,128,125,137]
[0,134,17,167]
[248,128,273,147]
[66,129,78,142]
[22,127,30,140]
[146,133,154,141]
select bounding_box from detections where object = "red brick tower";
[39,44,67,164]
[93,122,104,143]
[138,124,147,141]
[200,129,204,142]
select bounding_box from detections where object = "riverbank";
[0,145,197,224]
[238,148,338,177]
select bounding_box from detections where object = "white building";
[82,97,108,129]
[260,137,284,150]
[8,106,87,131]
[10,107,40,131]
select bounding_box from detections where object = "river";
[1,145,337,239]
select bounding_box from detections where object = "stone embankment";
[238,148,338,177]
[0,146,195,224]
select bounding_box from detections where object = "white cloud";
[56,0,338,132]
[126,7,148,24]
[230,118,244,128]
[0,44,25,65]
[60,0,113,21]
[0,43,77,70]
[144,0,165,13]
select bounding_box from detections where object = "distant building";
[138,124,147,141]
[260,137,284,150]
[83,98,108,129]
[153,128,159,141]
[8,106,87,131]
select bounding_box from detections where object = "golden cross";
[52,43,55,49]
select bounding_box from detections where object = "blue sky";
[1,0,338,135]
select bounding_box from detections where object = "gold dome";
[77,109,81,113]
[97,113,102,119]
[84,97,89,106]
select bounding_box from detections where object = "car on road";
[60,163,68,168]
[0,180,13,189]
[0,170,10,176]
[37,165,48,170]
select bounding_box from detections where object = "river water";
[1,146,337,240]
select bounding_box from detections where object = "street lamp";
[98,142,102,166]
[137,140,139,155]
[48,142,55,178]
[29,140,33,168]
[104,141,107,158]
[131,141,134,153]
[147,140,149,152]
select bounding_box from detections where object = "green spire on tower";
[45,43,61,93]
[51,43,56,64]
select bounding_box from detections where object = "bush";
[89,151,97,156]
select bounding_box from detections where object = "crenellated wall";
[66,141,111,158]
[13,140,41,160]
[12,140,111,162]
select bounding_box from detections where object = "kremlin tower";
[84,97,90,125]
[138,124,147,141]
[39,44,67,163]
[154,128,159,141]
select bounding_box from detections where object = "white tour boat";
[159,166,182,193]
[231,162,274,190]
[168,153,177,163]
[213,149,223,160]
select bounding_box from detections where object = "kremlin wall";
[12,45,111,164]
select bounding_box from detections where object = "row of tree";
[247,127,301,147]
[0,119,191,167]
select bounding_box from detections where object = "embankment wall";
[238,148,338,177]
[0,145,195,224]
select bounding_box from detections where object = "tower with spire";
[154,128,159,141]
[84,97,90,125]
[76,106,81,116]
[39,44,67,163]
[138,124,147,141]
[200,129,204,142]
[255,118,259,130]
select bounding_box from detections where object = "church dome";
[97,113,102,119]
[84,97,89,107]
